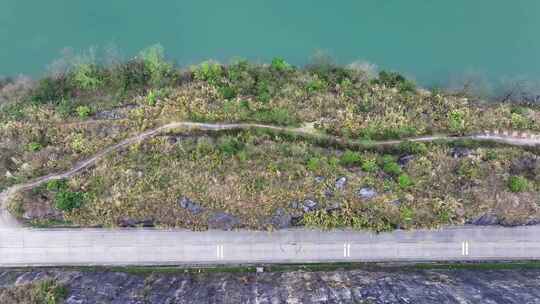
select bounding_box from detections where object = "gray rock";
[326,202,341,212]
[290,201,301,209]
[302,199,319,212]
[2,267,540,303]
[469,213,500,226]
[267,208,292,229]
[357,187,378,200]
[207,212,240,230]
[389,199,401,207]
[117,218,155,228]
[335,177,347,190]
[324,189,334,198]
[450,147,472,158]
[178,197,204,215]
[397,154,415,166]
[314,176,325,183]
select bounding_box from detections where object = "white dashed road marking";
[216,245,224,260]
[343,243,351,258]
[461,241,469,256]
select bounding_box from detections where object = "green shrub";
[192,61,223,84]
[483,150,497,161]
[306,76,326,93]
[361,159,379,172]
[381,126,417,139]
[256,81,271,103]
[251,108,296,125]
[306,157,323,171]
[71,63,102,90]
[339,150,362,166]
[31,279,68,304]
[508,176,529,193]
[398,174,414,189]
[26,142,43,152]
[400,206,414,223]
[376,71,416,93]
[457,159,480,180]
[146,90,157,106]
[46,179,68,192]
[139,44,172,86]
[32,77,72,104]
[217,136,245,156]
[449,110,465,133]
[383,162,402,176]
[76,105,92,118]
[113,59,151,92]
[55,99,74,117]
[511,112,530,129]
[397,141,428,155]
[218,85,237,100]
[271,57,291,72]
[54,189,85,211]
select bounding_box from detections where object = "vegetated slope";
[1,267,540,303]
[1,49,539,230]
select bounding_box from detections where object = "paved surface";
[1,225,540,266]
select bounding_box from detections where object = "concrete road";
[1,225,540,266]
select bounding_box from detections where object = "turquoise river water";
[1,1,539,89]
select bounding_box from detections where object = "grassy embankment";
[1,46,539,230]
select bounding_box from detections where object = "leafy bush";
[192,61,223,84]
[271,57,291,72]
[449,110,466,133]
[113,59,151,92]
[76,105,92,118]
[139,44,172,86]
[376,71,416,93]
[251,108,296,125]
[55,189,86,211]
[397,141,428,155]
[508,176,529,192]
[55,99,74,117]
[306,76,326,93]
[26,142,43,152]
[381,155,401,175]
[217,136,245,156]
[71,63,102,90]
[31,279,68,304]
[398,174,414,189]
[361,159,379,172]
[306,157,323,171]
[383,161,402,176]
[31,77,72,104]
[511,112,530,129]
[339,150,362,166]
[146,90,157,106]
[46,179,68,192]
[218,85,237,100]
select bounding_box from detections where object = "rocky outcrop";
[207,212,241,230]
[1,268,540,304]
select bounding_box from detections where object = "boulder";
[450,147,472,159]
[267,208,292,229]
[302,200,319,213]
[468,213,500,226]
[117,218,155,228]
[207,212,240,230]
[397,155,415,166]
[357,188,378,200]
[178,197,204,215]
[335,177,347,190]
[314,176,325,183]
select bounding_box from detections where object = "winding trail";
[1,121,539,229]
